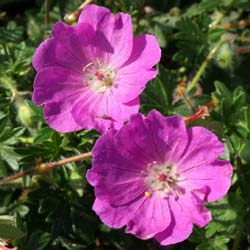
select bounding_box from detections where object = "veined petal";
[44,93,83,133]
[125,194,171,239]
[32,23,96,72]
[32,67,83,105]
[155,195,193,245]
[72,91,139,133]
[78,4,110,30]
[177,126,224,171]
[180,159,233,202]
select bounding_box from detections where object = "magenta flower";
[87,110,233,245]
[32,4,161,133]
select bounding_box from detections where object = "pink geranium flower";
[32,4,161,133]
[87,110,233,245]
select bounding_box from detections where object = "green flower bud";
[17,101,34,127]
[215,43,234,70]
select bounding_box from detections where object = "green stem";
[44,0,50,28]
[188,37,227,92]
[209,12,224,29]
[1,77,17,96]
[232,223,243,250]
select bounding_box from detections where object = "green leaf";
[34,127,54,144]
[0,216,22,240]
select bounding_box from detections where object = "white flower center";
[144,162,183,197]
[83,59,116,93]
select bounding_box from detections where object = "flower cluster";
[32,4,233,246]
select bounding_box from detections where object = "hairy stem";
[187,37,227,92]
[0,152,92,185]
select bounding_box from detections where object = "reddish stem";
[0,152,92,185]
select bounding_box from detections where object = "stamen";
[144,162,182,198]
[83,59,116,93]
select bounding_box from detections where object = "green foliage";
[0,0,250,249]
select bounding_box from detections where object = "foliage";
[0,0,250,249]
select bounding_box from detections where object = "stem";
[0,152,92,185]
[136,0,145,26]
[220,19,250,30]
[187,37,227,92]
[209,12,224,29]
[236,47,250,54]
[232,224,243,250]
[44,0,50,28]
[64,0,93,24]
[178,88,196,112]
[236,36,250,42]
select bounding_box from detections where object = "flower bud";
[17,101,34,127]
[215,43,234,70]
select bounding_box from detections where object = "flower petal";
[44,93,83,133]
[32,67,83,105]
[177,126,224,171]
[125,194,171,239]
[180,159,233,202]
[111,34,160,102]
[93,194,171,240]
[177,191,212,227]
[103,13,133,67]
[78,4,110,30]
[72,91,139,133]
[113,68,157,103]
[92,198,128,228]
[155,195,193,245]
[121,34,161,69]
[79,5,133,66]
[145,111,189,163]
[115,112,161,165]
[32,23,96,72]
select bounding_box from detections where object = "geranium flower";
[32,4,161,133]
[87,110,232,245]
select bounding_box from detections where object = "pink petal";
[92,198,128,228]
[155,195,193,245]
[114,112,162,165]
[32,23,96,72]
[99,12,133,67]
[145,111,189,163]
[125,194,171,239]
[72,91,139,133]
[94,180,146,206]
[113,111,189,166]
[88,130,148,187]
[51,21,70,37]
[113,68,157,103]
[177,191,212,227]
[121,34,161,69]
[32,67,83,105]
[93,194,171,240]
[177,126,224,171]
[180,159,233,202]
[112,34,161,102]
[44,93,83,133]
[78,4,110,30]
[79,5,133,67]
